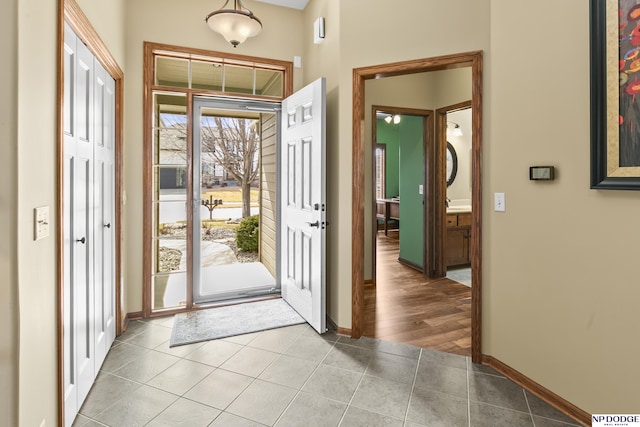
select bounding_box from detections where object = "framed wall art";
[591,0,640,189]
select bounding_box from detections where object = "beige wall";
[446,108,472,203]
[332,0,490,324]
[302,0,341,320]
[0,0,18,424]
[11,0,127,425]
[16,0,62,424]
[6,0,638,422]
[306,0,640,415]
[123,0,305,313]
[488,0,640,413]
[76,0,126,66]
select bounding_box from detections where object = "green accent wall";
[376,119,400,198]
[398,116,424,268]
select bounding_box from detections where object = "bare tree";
[201,116,259,218]
[159,114,259,218]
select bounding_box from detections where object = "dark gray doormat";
[170,298,305,347]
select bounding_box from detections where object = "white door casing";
[280,78,326,334]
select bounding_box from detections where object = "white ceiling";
[254,0,309,10]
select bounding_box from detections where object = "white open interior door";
[280,78,326,334]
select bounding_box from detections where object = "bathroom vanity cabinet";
[446,212,471,267]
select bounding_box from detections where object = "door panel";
[280,78,326,334]
[63,23,117,427]
[93,61,116,368]
[74,37,95,407]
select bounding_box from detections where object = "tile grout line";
[524,388,536,427]
[213,327,308,425]
[119,328,203,427]
[403,347,423,426]
[96,321,237,426]
[335,359,371,426]
[467,357,472,427]
[272,334,340,426]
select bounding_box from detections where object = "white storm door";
[280,78,326,334]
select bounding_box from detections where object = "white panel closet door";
[62,23,78,424]
[71,27,96,411]
[63,23,116,427]
[93,61,116,368]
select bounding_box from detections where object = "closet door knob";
[104,223,111,229]
[76,237,86,244]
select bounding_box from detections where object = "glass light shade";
[447,122,463,137]
[206,3,262,48]
[384,114,401,124]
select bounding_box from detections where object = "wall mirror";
[446,141,458,187]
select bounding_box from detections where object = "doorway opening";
[352,51,483,363]
[154,97,281,309]
[367,103,473,355]
[371,107,433,279]
[440,103,473,287]
[142,42,293,317]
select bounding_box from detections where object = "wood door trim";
[370,106,434,284]
[435,100,472,277]
[57,0,125,425]
[352,51,483,363]
[142,42,294,317]
[482,355,590,426]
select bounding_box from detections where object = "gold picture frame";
[591,0,640,189]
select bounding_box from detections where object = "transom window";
[153,49,287,98]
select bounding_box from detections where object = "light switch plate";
[418,184,423,195]
[494,193,506,212]
[34,206,50,241]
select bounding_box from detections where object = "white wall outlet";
[418,184,424,195]
[34,206,50,241]
[293,56,302,68]
[494,192,506,212]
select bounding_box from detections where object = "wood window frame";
[374,143,386,201]
[142,42,293,318]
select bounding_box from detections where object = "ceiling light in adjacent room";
[447,121,463,136]
[384,114,401,124]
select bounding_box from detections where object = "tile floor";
[73,318,582,427]
[446,266,472,287]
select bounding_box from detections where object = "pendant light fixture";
[384,114,401,124]
[205,0,262,48]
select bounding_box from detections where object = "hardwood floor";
[363,231,472,356]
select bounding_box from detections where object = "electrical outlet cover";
[34,206,50,240]
[494,193,506,212]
